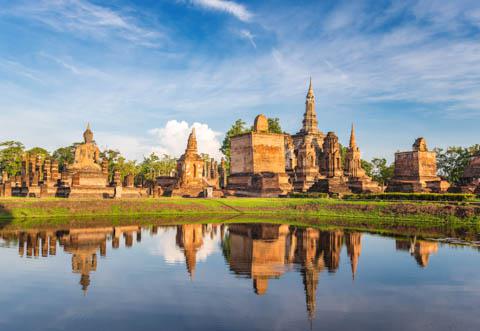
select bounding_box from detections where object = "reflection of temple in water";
[0,223,447,323]
[221,224,363,321]
[226,224,290,295]
[396,237,439,267]
[176,224,204,278]
[2,226,142,294]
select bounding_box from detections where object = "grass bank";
[0,197,479,224]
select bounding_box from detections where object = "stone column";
[51,160,59,183]
[3,181,12,197]
[43,159,51,183]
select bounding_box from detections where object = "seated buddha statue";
[70,124,102,172]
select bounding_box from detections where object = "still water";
[0,221,479,331]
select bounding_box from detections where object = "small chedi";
[387,138,449,193]
[344,124,382,193]
[227,114,292,196]
[308,131,351,194]
[157,128,221,197]
[289,79,325,191]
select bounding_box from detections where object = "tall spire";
[186,128,198,154]
[349,123,357,149]
[302,77,318,134]
[307,77,313,97]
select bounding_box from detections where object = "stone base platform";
[292,168,318,192]
[227,172,292,197]
[71,170,108,188]
[171,186,204,198]
[387,179,450,193]
[120,187,149,198]
[348,178,383,194]
[57,186,115,198]
[309,177,351,195]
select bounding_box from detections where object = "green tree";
[26,147,50,159]
[138,153,161,183]
[220,119,250,163]
[114,156,139,180]
[435,144,480,184]
[371,158,394,186]
[361,159,373,177]
[0,141,25,177]
[267,117,283,134]
[156,154,177,176]
[52,143,80,172]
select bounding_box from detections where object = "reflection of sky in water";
[149,226,220,264]
[0,224,479,331]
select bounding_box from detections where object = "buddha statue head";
[83,123,94,144]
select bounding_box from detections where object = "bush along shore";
[0,197,479,223]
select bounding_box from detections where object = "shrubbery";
[343,193,475,202]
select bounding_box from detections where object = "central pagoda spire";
[349,123,357,149]
[302,77,319,134]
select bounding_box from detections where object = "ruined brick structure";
[159,128,221,197]
[309,132,351,194]
[344,125,382,193]
[227,114,292,197]
[171,128,207,197]
[387,138,449,193]
[6,125,147,199]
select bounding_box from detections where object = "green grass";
[0,197,479,226]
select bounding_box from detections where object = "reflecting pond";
[0,221,479,330]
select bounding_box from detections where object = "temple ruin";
[227,114,292,197]
[308,131,351,194]
[289,78,325,191]
[387,138,449,193]
[344,124,382,193]
[156,128,221,197]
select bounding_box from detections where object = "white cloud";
[3,0,163,47]
[190,0,252,22]
[238,29,256,48]
[149,120,223,159]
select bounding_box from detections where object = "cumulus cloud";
[190,0,252,22]
[149,120,223,159]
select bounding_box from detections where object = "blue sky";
[0,0,479,161]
